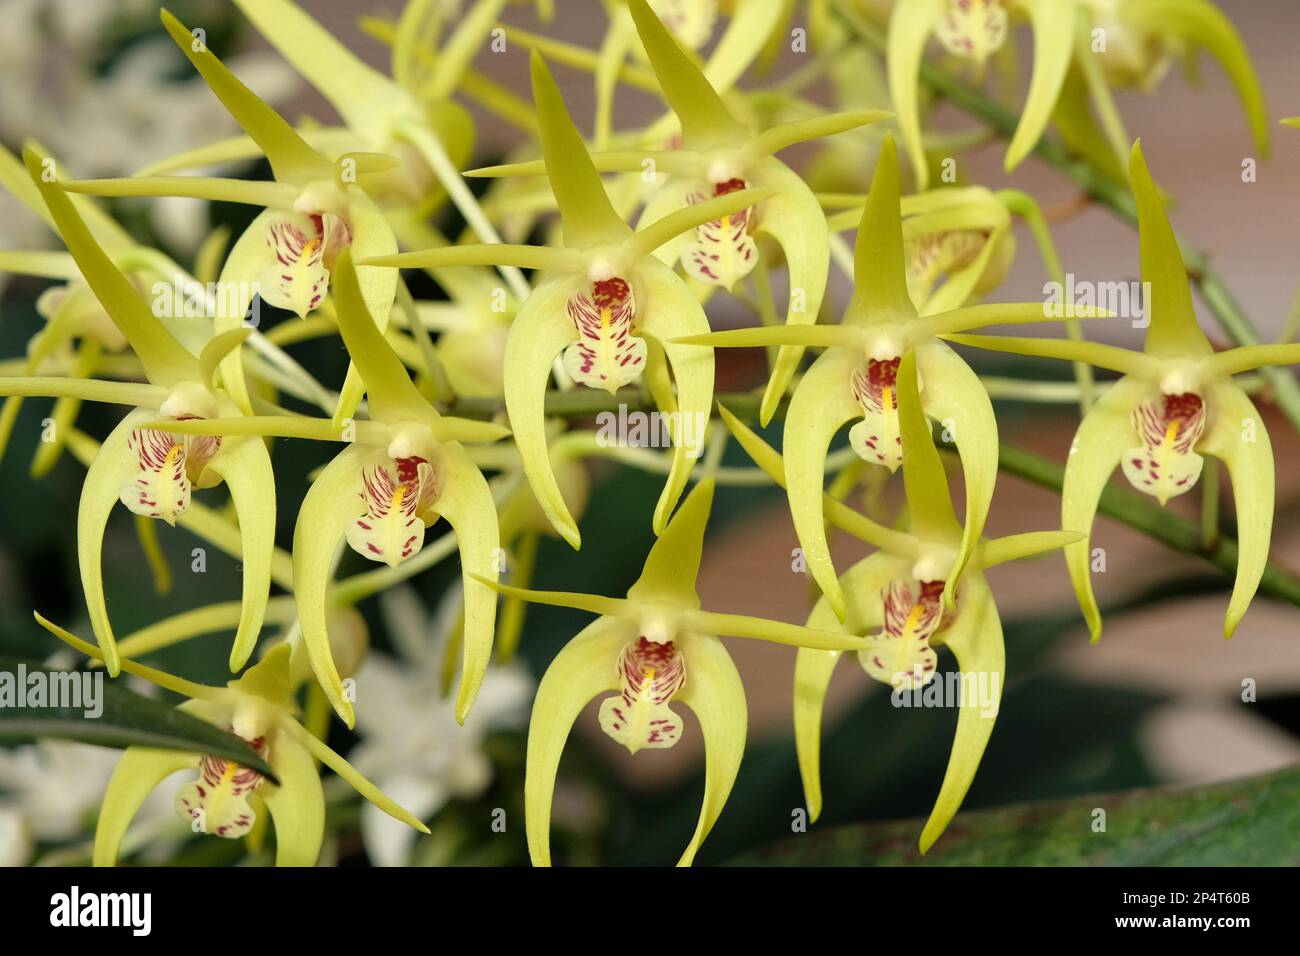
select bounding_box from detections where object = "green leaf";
[730,763,1300,865]
[0,656,277,782]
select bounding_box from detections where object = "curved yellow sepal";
[261,730,326,866]
[503,275,586,548]
[674,633,746,866]
[433,443,502,722]
[634,259,715,535]
[1199,381,1273,637]
[1004,0,1074,172]
[1061,377,1151,641]
[783,349,862,621]
[204,436,277,671]
[919,573,1003,853]
[886,0,946,191]
[291,445,369,726]
[92,747,200,866]
[525,617,632,865]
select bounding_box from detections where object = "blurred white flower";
[0,739,176,865]
[349,585,533,867]
[0,0,297,252]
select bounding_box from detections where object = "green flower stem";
[833,5,1300,434]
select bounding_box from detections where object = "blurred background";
[1,0,1298,866]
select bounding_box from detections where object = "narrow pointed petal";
[204,436,276,671]
[432,443,502,722]
[795,552,906,821]
[78,412,159,676]
[1208,342,1300,378]
[625,186,777,263]
[628,478,713,607]
[25,150,198,386]
[847,137,915,320]
[626,0,746,146]
[783,349,862,621]
[634,260,716,534]
[426,0,512,100]
[160,10,332,187]
[1200,381,1273,637]
[331,250,429,423]
[943,333,1156,378]
[286,722,430,833]
[750,110,894,158]
[1004,0,1074,172]
[716,403,918,556]
[333,192,401,424]
[897,349,961,541]
[525,618,633,866]
[292,445,369,727]
[887,0,946,190]
[674,634,745,866]
[428,416,512,444]
[530,52,630,248]
[793,644,842,823]
[231,0,410,143]
[920,301,1110,337]
[682,609,867,652]
[673,325,861,349]
[472,576,628,618]
[60,175,297,208]
[93,747,199,866]
[919,574,1003,853]
[0,377,164,406]
[914,342,992,600]
[0,249,79,278]
[114,597,297,661]
[363,243,579,272]
[503,276,589,548]
[978,530,1081,568]
[755,159,832,425]
[1129,142,1212,358]
[260,733,326,866]
[1061,377,1152,640]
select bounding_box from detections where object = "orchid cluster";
[0,0,1293,867]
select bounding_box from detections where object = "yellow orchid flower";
[33,617,427,867]
[889,0,1268,188]
[142,0,489,204]
[364,51,770,546]
[677,136,1105,621]
[470,0,890,426]
[148,251,508,728]
[946,141,1300,640]
[825,183,1019,315]
[58,9,400,424]
[0,148,276,680]
[478,476,868,866]
[716,353,1078,852]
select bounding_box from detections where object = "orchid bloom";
[149,252,509,727]
[0,149,276,679]
[0,144,139,475]
[33,617,428,867]
[59,10,400,423]
[138,0,498,206]
[826,184,1023,316]
[479,477,868,866]
[717,352,1078,852]
[889,0,1268,189]
[677,136,1104,621]
[364,51,770,546]
[947,141,1300,640]
[471,0,889,426]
